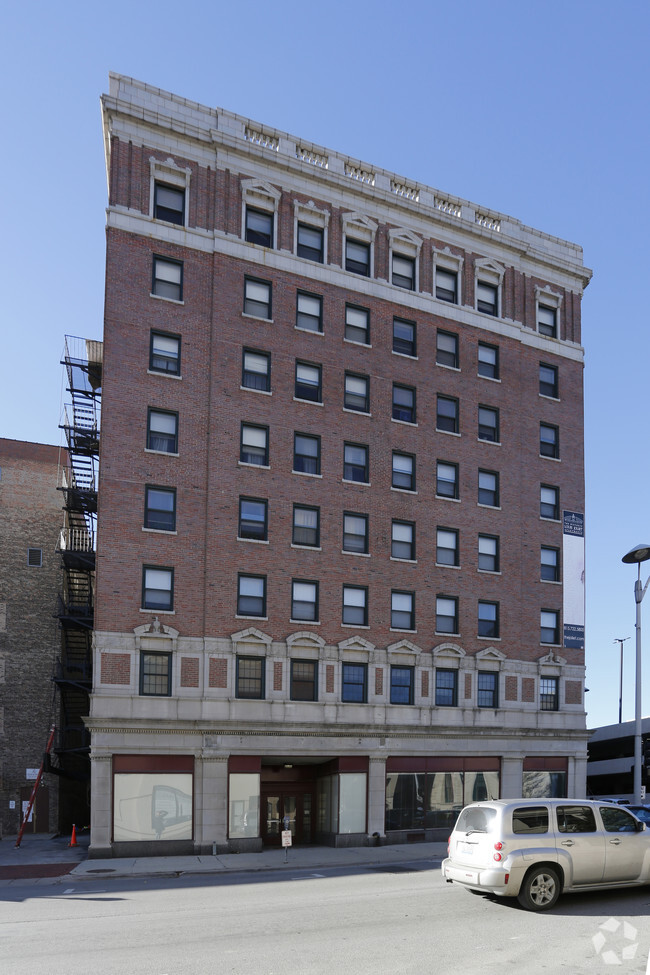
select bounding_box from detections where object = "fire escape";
[51,336,102,812]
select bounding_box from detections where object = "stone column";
[367,757,387,838]
[197,756,228,853]
[88,754,112,858]
[500,755,524,798]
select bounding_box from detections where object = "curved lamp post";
[621,543,650,803]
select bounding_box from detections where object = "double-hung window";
[140,652,172,696]
[393,318,416,357]
[436,528,458,566]
[154,182,185,225]
[392,254,415,290]
[478,406,499,442]
[478,672,498,708]
[244,277,272,319]
[296,292,323,332]
[437,395,459,434]
[346,238,370,276]
[237,574,266,617]
[540,423,559,458]
[343,513,368,554]
[344,373,369,413]
[478,535,499,572]
[240,424,268,466]
[478,342,499,379]
[540,484,560,520]
[478,600,499,638]
[152,256,183,301]
[392,521,415,561]
[242,349,271,391]
[343,586,368,626]
[392,384,416,423]
[435,668,458,706]
[297,223,324,262]
[150,331,180,375]
[538,304,557,338]
[541,610,560,645]
[476,280,498,316]
[147,409,178,454]
[238,497,268,541]
[436,596,458,635]
[390,665,414,703]
[293,433,320,475]
[145,486,176,531]
[291,580,319,622]
[436,267,458,303]
[142,566,174,611]
[478,469,499,507]
[344,443,369,483]
[290,660,318,701]
[540,675,559,710]
[245,206,273,247]
[539,363,558,398]
[541,547,560,582]
[236,657,265,699]
[292,505,320,547]
[391,591,415,630]
[437,331,459,369]
[345,305,369,344]
[392,452,415,491]
[342,663,367,703]
[436,461,458,499]
[295,362,322,403]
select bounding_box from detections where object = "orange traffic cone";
[68,824,78,847]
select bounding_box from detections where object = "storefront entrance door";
[262,791,312,846]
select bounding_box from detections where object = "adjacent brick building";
[88,74,592,857]
[0,439,62,836]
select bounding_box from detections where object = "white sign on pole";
[281,830,292,847]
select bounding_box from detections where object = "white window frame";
[149,157,191,227]
[433,247,464,305]
[341,212,377,278]
[241,179,281,250]
[388,228,422,292]
[474,259,505,318]
[535,286,563,339]
[294,201,330,263]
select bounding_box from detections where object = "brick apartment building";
[0,440,62,837]
[88,74,591,857]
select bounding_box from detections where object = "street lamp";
[621,543,650,803]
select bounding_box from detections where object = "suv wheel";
[517,866,560,911]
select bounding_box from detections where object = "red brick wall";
[209,658,227,688]
[100,653,130,685]
[180,657,199,687]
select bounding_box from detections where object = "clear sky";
[2,0,648,731]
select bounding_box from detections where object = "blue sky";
[2,0,649,730]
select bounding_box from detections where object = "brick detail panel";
[209,657,227,688]
[521,677,535,703]
[375,667,383,695]
[273,661,283,691]
[505,675,518,701]
[564,680,582,705]
[180,657,200,688]
[325,664,334,693]
[100,652,130,685]
[421,670,429,698]
[464,673,472,701]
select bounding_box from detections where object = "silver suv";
[442,798,650,911]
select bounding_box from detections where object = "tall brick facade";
[0,440,62,837]
[87,75,591,857]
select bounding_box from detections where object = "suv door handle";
[609,838,621,845]
[561,839,575,846]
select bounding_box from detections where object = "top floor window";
[436,267,458,303]
[245,206,273,247]
[538,304,557,338]
[392,254,415,290]
[297,223,324,262]
[476,280,498,316]
[154,182,185,225]
[346,238,370,276]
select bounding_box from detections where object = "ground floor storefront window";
[522,757,567,798]
[112,755,193,842]
[385,758,500,832]
[229,772,260,838]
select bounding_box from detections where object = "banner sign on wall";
[563,511,585,649]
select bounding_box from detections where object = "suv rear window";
[512,806,548,834]
[455,806,497,834]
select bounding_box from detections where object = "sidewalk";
[0,831,446,882]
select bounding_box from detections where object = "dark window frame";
[238,496,268,541]
[237,573,267,618]
[478,405,500,443]
[436,330,459,369]
[344,372,370,413]
[436,461,459,500]
[297,223,324,262]
[392,252,416,290]
[296,290,323,333]
[342,662,368,703]
[540,423,560,459]
[541,546,560,582]
[436,595,458,635]
[476,279,498,316]
[538,304,557,338]
[293,432,321,475]
[392,383,416,424]
[478,600,500,639]
[435,668,458,707]
[236,656,266,699]
[295,361,322,403]
[436,526,458,566]
[152,255,183,301]
[290,659,318,701]
[345,303,370,344]
[478,534,499,572]
[478,342,499,379]
[390,665,415,704]
[392,451,416,491]
[345,237,370,276]
[478,469,500,507]
[150,330,181,375]
[343,511,369,554]
[541,609,560,645]
[392,520,415,561]
[240,423,269,467]
[153,181,185,225]
[141,564,174,612]
[147,408,179,454]
[140,650,172,696]
[144,485,177,532]
[243,276,272,319]
[437,395,459,434]
[292,504,320,548]
[435,267,458,304]
[477,671,498,708]
[540,675,559,711]
[242,348,271,392]
[393,317,416,357]
[540,484,560,520]
[539,362,559,398]
[342,585,368,626]
[391,590,415,631]
[245,205,274,247]
[343,442,369,483]
[291,579,319,622]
